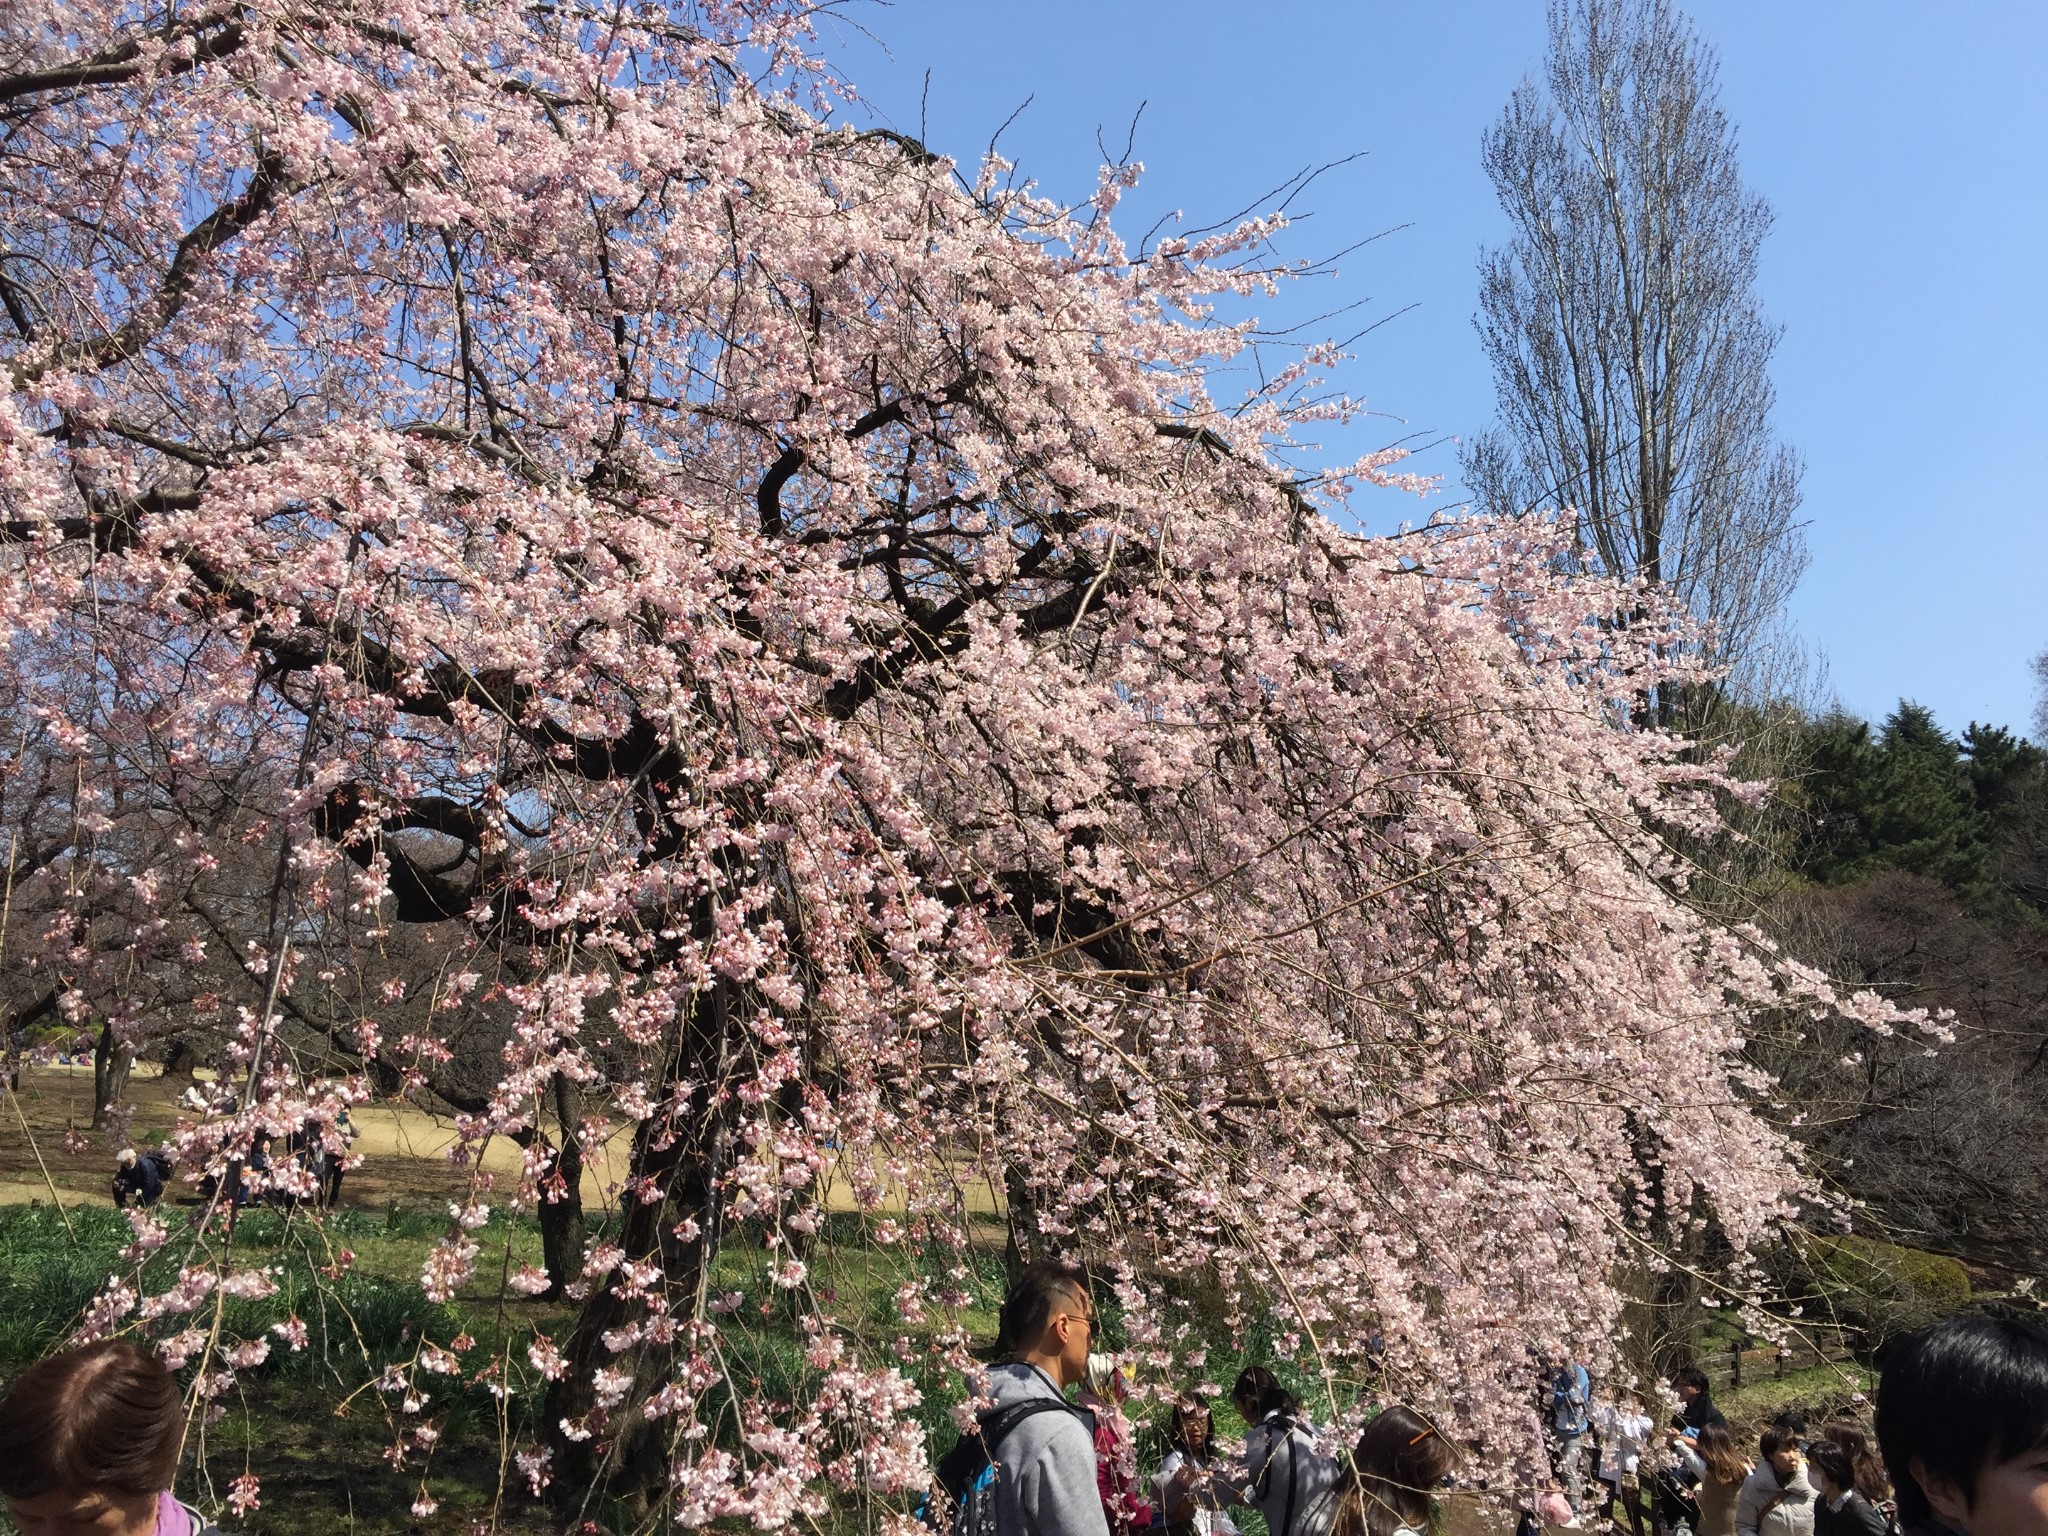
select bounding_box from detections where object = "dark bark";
[158,1036,200,1080]
[544,981,732,1515]
[535,1072,588,1300]
[92,1020,132,1129]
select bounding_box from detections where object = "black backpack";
[920,1398,1091,1535]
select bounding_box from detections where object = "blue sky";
[818,1,2048,737]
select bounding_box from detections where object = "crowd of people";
[106,1105,356,1213]
[0,1258,2043,1534]
[930,1261,2048,1536]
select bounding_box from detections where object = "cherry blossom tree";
[0,0,1925,1522]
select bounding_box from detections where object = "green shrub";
[1800,1233,1971,1343]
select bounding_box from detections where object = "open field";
[0,1061,635,1211]
[0,1064,1020,1533]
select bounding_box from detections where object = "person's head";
[1774,1410,1810,1441]
[1334,1405,1457,1536]
[1170,1400,1214,1460]
[1760,1426,1802,1483]
[1820,1421,1888,1503]
[1083,1353,1127,1402]
[1231,1365,1299,1426]
[0,1339,182,1536]
[1876,1313,2048,1536]
[1674,1366,1710,1406]
[1808,1441,1854,1502]
[998,1260,1094,1388]
[114,1150,136,1170]
[1698,1422,1748,1486]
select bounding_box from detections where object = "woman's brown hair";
[1696,1421,1748,1486]
[0,1339,183,1499]
[1819,1418,1889,1502]
[1331,1405,1457,1536]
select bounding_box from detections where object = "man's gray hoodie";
[982,1361,1111,1536]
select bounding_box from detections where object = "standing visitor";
[1660,1366,1732,1532]
[1874,1312,2048,1536]
[0,1338,220,1534]
[957,1259,1110,1536]
[1736,1427,1815,1536]
[1079,1355,1152,1534]
[1551,1361,1594,1515]
[1817,1422,1888,1506]
[1807,1443,1887,1536]
[1323,1405,1458,1536]
[1219,1367,1341,1536]
[1156,1399,1239,1536]
[1675,1422,1755,1536]
[1597,1393,1655,1536]
[1674,1368,1728,1433]
[320,1107,356,1208]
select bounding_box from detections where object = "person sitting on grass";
[0,1338,220,1535]
[1876,1313,2048,1536]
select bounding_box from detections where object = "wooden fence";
[1701,1329,1854,1392]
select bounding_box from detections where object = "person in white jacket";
[1736,1426,1816,1536]
[1594,1394,1654,1536]
[1217,1367,1341,1536]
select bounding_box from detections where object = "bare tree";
[1465,0,1806,694]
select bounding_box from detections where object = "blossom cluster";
[0,0,1930,1520]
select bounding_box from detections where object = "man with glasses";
[973,1258,1113,1536]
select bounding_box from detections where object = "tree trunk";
[92,1021,132,1130]
[536,1071,587,1300]
[159,1036,199,1081]
[1003,1161,1037,1285]
[544,983,731,1515]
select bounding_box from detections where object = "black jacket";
[1814,1491,1889,1536]
[112,1157,163,1207]
[1683,1396,1728,1433]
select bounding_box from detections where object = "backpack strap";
[980,1396,1085,1455]
[1251,1417,1304,1536]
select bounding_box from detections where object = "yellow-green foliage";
[1802,1233,1971,1341]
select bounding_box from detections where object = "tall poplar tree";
[1466,0,1806,695]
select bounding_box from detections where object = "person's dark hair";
[1772,1410,1808,1438]
[1819,1420,1888,1503]
[1231,1365,1299,1423]
[1673,1366,1711,1396]
[1760,1425,1800,1460]
[996,1259,1087,1357]
[1331,1405,1456,1536]
[1697,1422,1747,1486]
[0,1339,182,1499]
[1806,1441,1854,1497]
[1169,1400,1215,1461]
[1876,1313,2048,1526]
